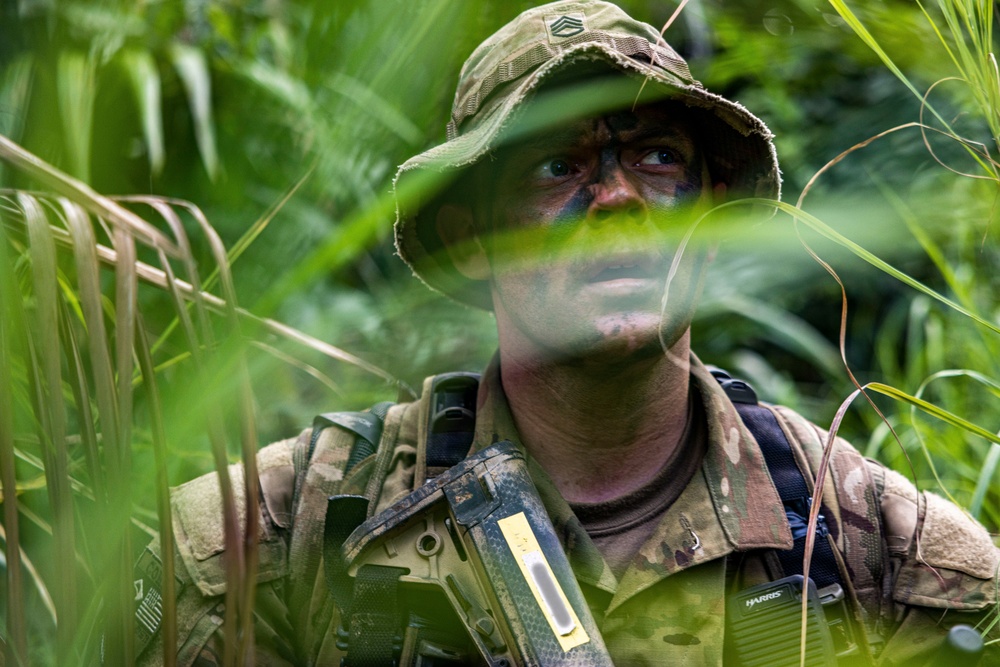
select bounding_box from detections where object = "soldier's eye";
[550,159,570,176]
[637,149,678,166]
[535,158,573,179]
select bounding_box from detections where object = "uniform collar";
[689,356,792,552]
[609,357,792,612]
[469,353,792,607]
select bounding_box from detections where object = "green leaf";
[971,443,1000,519]
[121,50,165,176]
[0,54,34,144]
[713,294,842,377]
[327,73,422,145]
[169,44,219,180]
[56,51,97,183]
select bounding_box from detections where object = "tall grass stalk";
[0,132,404,664]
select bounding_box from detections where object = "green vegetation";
[0,0,998,663]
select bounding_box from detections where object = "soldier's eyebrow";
[518,128,586,153]
[619,126,694,147]
[517,125,694,153]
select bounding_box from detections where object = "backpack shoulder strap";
[711,369,844,590]
[768,402,888,634]
[713,369,888,657]
[286,401,396,620]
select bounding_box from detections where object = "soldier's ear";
[436,203,491,281]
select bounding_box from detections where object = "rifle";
[325,440,614,666]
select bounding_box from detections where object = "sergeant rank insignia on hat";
[547,13,586,41]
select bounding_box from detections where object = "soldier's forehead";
[508,102,699,153]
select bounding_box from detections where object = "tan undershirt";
[568,393,707,580]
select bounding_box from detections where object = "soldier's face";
[473,102,715,361]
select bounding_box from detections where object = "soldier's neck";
[498,333,692,504]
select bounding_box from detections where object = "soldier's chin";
[550,314,666,365]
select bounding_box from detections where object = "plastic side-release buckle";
[709,368,759,405]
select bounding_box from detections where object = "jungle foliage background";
[1,0,999,664]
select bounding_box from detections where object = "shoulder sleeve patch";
[919,492,998,580]
[892,490,1000,610]
[171,441,293,597]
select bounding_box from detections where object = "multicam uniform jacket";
[136,356,1000,666]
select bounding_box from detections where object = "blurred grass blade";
[140,198,244,662]
[0,204,29,666]
[122,49,166,176]
[169,44,219,180]
[149,222,246,663]
[134,316,177,667]
[0,522,56,625]
[57,51,96,183]
[328,73,422,144]
[113,225,138,665]
[62,199,120,471]
[60,299,105,501]
[715,294,842,376]
[739,199,1000,336]
[237,60,312,116]
[125,198,206,360]
[867,381,1000,445]
[22,193,78,662]
[971,443,1000,520]
[61,199,125,662]
[182,201,260,662]
[0,54,34,144]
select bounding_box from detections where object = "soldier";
[137,1,1000,665]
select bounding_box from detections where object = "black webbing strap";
[324,496,409,666]
[346,564,407,667]
[714,371,842,590]
[324,495,370,611]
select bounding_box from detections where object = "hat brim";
[394,42,781,310]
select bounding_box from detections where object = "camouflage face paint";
[604,110,640,134]
[555,186,595,226]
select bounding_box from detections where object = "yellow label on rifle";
[497,512,590,651]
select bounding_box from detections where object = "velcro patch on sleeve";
[171,453,290,597]
[919,492,998,580]
[891,491,999,611]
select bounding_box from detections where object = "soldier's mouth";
[585,255,661,283]
[590,264,651,282]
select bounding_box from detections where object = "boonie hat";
[394,0,781,310]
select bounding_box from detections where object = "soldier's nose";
[588,163,646,225]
